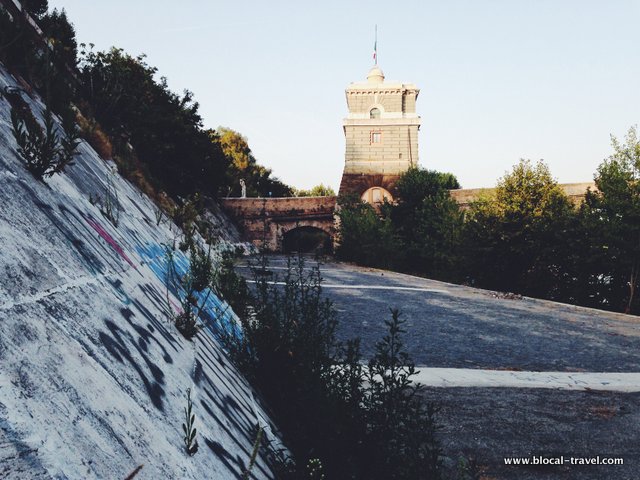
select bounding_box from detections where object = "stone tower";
[338,65,421,203]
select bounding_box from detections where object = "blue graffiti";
[136,242,242,341]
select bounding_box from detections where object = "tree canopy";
[294,184,336,197]
[78,47,228,197]
[462,159,574,296]
[581,126,640,313]
[212,127,292,198]
[336,167,463,278]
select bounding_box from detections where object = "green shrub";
[10,105,79,180]
[165,238,226,340]
[335,195,398,268]
[221,255,441,479]
[215,251,250,320]
[364,309,441,479]
[99,171,120,227]
[181,388,198,456]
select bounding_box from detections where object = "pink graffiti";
[170,299,183,314]
[85,216,137,270]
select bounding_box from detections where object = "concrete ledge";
[414,368,640,392]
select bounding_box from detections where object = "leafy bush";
[461,159,575,298]
[221,255,441,479]
[10,105,79,180]
[76,110,113,159]
[336,167,463,279]
[164,243,214,340]
[363,309,441,479]
[335,195,398,268]
[182,388,198,456]
[98,171,121,227]
[215,252,250,320]
[172,195,201,250]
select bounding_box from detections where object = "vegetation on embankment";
[217,255,442,479]
[337,130,640,315]
[0,0,293,206]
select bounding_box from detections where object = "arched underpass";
[219,197,336,251]
[282,225,333,254]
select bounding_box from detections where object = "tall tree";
[392,168,463,278]
[462,159,575,297]
[211,127,292,197]
[294,184,336,197]
[79,47,226,197]
[582,126,640,313]
[40,8,78,67]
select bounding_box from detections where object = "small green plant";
[165,239,217,340]
[182,388,198,456]
[173,194,200,251]
[154,204,166,226]
[364,308,442,479]
[11,105,79,180]
[174,308,201,340]
[215,251,250,319]
[242,424,264,480]
[99,171,120,227]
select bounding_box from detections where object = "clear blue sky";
[50,0,640,190]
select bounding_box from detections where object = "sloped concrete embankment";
[0,63,277,479]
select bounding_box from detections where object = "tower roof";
[367,65,385,84]
[347,66,418,92]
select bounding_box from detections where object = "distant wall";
[220,196,337,218]
[220,183,597,250]
[449,182,596,209]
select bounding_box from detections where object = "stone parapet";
[449,182,597,209]
[219,197,337,251]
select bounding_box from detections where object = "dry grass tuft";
[75,109,113,159]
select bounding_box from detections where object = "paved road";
[243,255,640,373]
[239,255,640,479]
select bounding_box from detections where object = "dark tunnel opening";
[282,226,332,254]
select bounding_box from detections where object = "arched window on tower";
[370,107,381,119]
[361,186,393,204]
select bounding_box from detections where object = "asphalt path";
[242,255,640,373]
[239,255,640,479]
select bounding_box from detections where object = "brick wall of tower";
[343,124,419,172]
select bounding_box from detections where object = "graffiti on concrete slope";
[136,242,242,340]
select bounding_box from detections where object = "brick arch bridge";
[220,183,594,252]
[220,197,337,251]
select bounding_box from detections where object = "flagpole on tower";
[373,24,378,65]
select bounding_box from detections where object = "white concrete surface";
[414,368,640,392]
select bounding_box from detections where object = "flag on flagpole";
[373,25,378,64]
